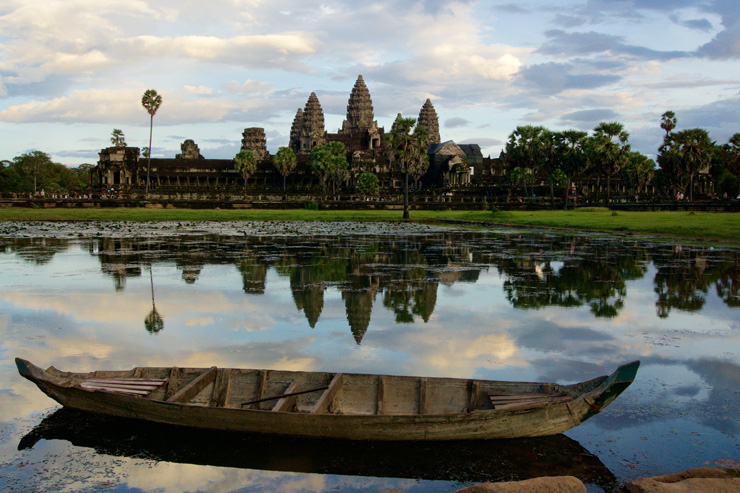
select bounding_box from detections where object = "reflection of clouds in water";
[8,433,418,493]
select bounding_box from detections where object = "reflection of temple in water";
[7,232,740,341]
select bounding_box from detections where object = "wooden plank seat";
[80,377,168,397]
[489,392,573,410]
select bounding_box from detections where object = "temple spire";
[342,75,375,133]
[418,99,440,144]
[298,92,326,152]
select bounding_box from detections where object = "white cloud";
[183,85,214,95]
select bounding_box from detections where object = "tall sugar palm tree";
[592,122,630,205]
[673,128,713,201]
[141,89,163,195]
[386,116,429,219]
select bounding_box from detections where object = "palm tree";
[673,128,713,201]
[311,142,348,201]
[538,129,561,209]
[234,149,257,194]
[660,111,677,136]
[726,133,740,197]
[592,122,630,205]
[141,89,163,195]
[145,265,164,334]
[558,130,589,209]
[505,125,545,202]
[110,129,126,147]
[273,147,297,193]
[386,116,429,219]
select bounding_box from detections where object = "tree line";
[0,151,92,196]
[4,107,738,209]
[504,112,740,208]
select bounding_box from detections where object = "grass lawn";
[0,207,738,241]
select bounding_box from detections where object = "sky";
[0,0,738,166]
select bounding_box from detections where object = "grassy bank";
[0,207,738,241]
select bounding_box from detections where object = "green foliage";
[234,149,258,191]
[670,128,713,201]
[141,90,163,116]
[273,147,297,192]
[660,111,677,135]
[311,142,349,198]
[621,152,656,198]
[386,116,430,218]
[591,121,630,204]
[304,201,319,210]
[356,172,379,198]
[0,152,87,194]
[111,129,126,147]
[12,151,54,193]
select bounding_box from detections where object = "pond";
[1,221,739,492]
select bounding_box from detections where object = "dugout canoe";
[15,357,639,440]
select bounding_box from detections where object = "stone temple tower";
[292,92,327,153]
[341,75,375,134]
[418,99,441,144]
[339,75,382,149]
[240,128,268,160]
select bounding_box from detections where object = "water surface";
[1,222,739,492]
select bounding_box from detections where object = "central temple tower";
[338,75,382,150]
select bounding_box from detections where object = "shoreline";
[0,208,739,243]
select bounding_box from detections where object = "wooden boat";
[15,357,639,440]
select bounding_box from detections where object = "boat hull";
[16,358,639,441]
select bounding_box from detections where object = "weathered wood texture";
[15,357,640,441]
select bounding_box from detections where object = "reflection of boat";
[16,358,639,440]
[19,408,619,490]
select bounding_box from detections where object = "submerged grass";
[0,207,738,241]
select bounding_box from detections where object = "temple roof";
[344,75,375,132]
[418,99,441,144]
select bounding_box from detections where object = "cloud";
[517,62,621,95]
[698,22,740,58]
[183,85,213,95]
[539,30,691,60]
[444,117,469,128]
[121,34,320,71]
[671,16,714,32]
[560,109,619,125]
[0,88,298,126]
[459,137,503,147]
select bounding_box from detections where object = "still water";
[1,222,739,492]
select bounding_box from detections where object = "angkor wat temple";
[95,76,502,194]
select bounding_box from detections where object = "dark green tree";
[660,111,677,135]
[110,129,126,147]
[725,133,740,197]
[558,130,589,209]
[13,151,53,194]
[311,141,348,200]
[273,146,297,193]
[673,128,713,201]
[592,122,630,205]
[505,125,545,201]
[621,152,656,201]
[356,172,379,199]
[234,149,257,193]
[386,116,430,219]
